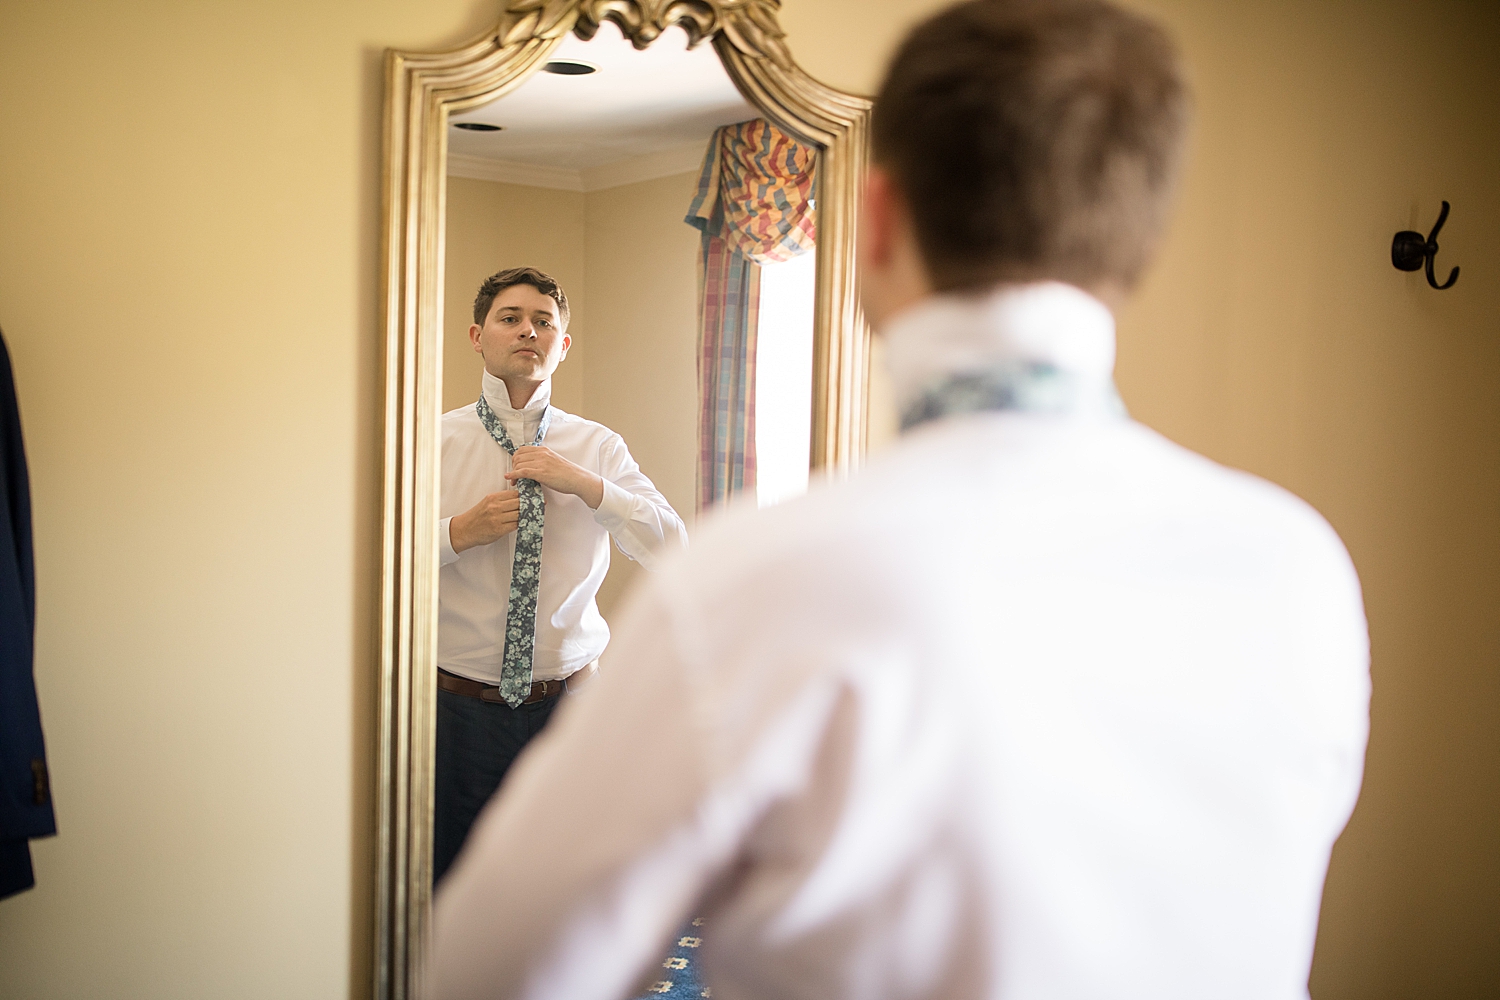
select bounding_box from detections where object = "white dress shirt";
[433,283,1371,1000]
[439,371,687,682]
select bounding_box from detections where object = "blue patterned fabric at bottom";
[633,917,710,998]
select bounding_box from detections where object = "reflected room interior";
[443,20,818,618]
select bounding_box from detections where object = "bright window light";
[755,250,816,507]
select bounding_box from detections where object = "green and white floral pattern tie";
[476,393,553,707]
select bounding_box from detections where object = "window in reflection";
[755,248,816,506]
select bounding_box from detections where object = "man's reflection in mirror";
[433,267,687,885]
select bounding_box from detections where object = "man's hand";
[507,446,605,510]
[449,490,521,553]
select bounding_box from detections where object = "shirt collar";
[882,281,1117,422]
[481,370,552,416]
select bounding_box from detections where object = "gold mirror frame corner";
[375,2,871,995]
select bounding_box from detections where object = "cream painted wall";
[580,171,702,615]
[0,1,1496,998]
[442,177,587,416]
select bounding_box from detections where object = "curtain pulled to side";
[685,118,816,513]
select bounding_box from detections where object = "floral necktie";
[476,393,553,707]
[900,360,1126,432]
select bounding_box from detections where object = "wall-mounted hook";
[1392,201,1460,290]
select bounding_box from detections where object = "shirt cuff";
[592,478,633,533]
[439,517,462,566]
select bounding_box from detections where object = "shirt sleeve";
[591,433,688,570]
[438,516,461,566]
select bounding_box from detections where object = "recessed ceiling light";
[543,60,597,76]
[453,122,503,132]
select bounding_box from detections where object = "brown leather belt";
[437,662,597,705]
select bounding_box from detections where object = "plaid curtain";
[685,119,817,513]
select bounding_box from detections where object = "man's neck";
[498,375,542,410]
[880,281,1119,425]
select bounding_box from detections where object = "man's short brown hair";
[872,0,1188,293]
[473,266,571,327]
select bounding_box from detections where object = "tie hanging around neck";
[474,393,552,706]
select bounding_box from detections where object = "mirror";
[376,3,870,995]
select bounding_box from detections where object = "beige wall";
[0,1,1496,998]
[580,171,702,613]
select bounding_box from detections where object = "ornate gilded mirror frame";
[375,1,871,994]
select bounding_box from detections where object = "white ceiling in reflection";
[449,21,757,174]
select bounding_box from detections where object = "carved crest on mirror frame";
[375,2,871,996]
[500,0,794,68]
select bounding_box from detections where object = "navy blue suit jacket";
[0,330,53,899]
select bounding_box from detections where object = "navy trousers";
[433,684,563,887]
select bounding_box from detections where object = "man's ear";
[858,165,933,330]
[469,323,483,353]
[559,333,571,359]
[860,166,899,270]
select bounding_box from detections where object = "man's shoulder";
[1078,420,1363,610]
[665,415,1359,608]
[441,404,484,440]
[545,407,628,447]
[1122,421,1352,554]
[442,402,479,422]
[656,469,895,611]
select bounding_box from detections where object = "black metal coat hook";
[1392,201,1460,290]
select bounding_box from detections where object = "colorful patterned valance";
[687,119,817,264]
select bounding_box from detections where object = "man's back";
[663,404,1368,998]
[434,297,1368,1000]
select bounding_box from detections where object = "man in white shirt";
[432,3,1370,998]
[433,266,687,885]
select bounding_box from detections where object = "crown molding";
[448,142,707,193]
[445,152,585,190]
[579,141,705,191]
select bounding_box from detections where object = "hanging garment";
[0,330,53,899]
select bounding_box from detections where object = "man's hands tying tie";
[449,490,521,553]
[505,446,604,510]
[448,447,604,554]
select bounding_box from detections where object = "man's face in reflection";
[470,283,570,386]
